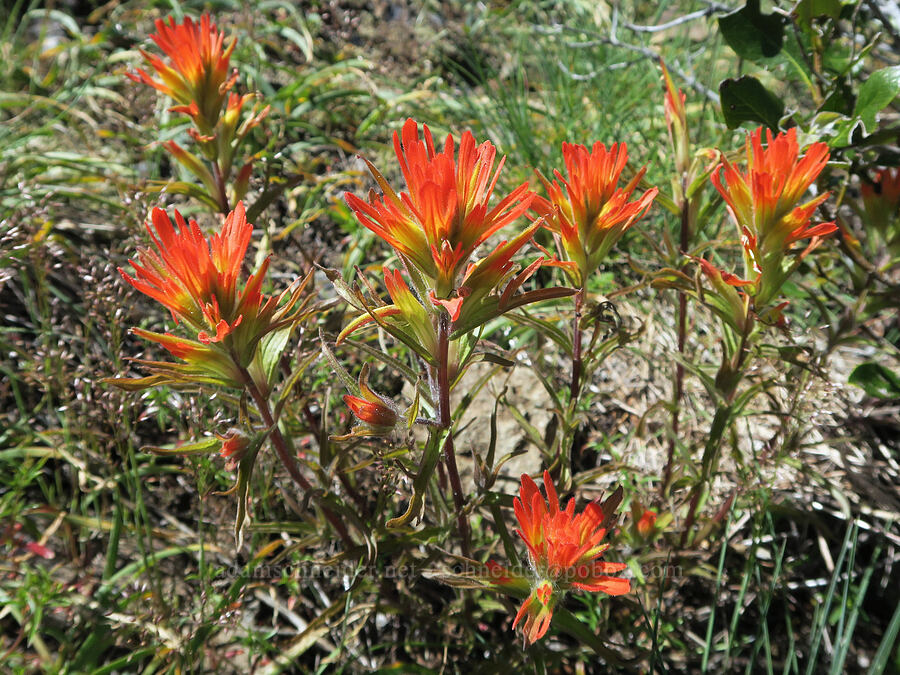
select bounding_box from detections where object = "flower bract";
[510,470,629,643]
[711,127,836,306]
[345,119,536,298]
[534,142,657,287]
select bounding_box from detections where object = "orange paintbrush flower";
[120,202,307,386]
[345,119,536,297]
[534,142,657,286]
[336,364,403,439]
[711,127,836,306]
[661,60,689,177]
[511,470,629,644]
[129,14,237,132]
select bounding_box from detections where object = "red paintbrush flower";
[511,470,629,644]
[128,14,237,132]
[345,119,536,297]
[534,141,657,286]
[336,363,404,439]
[119,202,308,387]
[711,127,836,306]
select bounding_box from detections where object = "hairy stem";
[238,364,354,547]
[662,197,691,496]
[437,313,471,556]
[211,160,231,215]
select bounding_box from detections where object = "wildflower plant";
[129,14,269,213]
[88,7,900,670]
[526,139,657,485]
[670,127,838,537]
[335,119,574,547]
[107,201,362,545]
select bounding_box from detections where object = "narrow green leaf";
[141,436,221,456]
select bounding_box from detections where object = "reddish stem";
[211,160,230,215]
[437,313,471,557]
[240,366,353,548]
[569,287,585,401]
[662,196,691,497]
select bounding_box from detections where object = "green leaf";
[233,435,265,549]
[720,76,785,130]
[258,327,292,387]
[718,0,784,61]
[141,436,222,456]
[795,0,844,26]
[100,374,175,391]
[854,66,900,133]
[848,362,900,399]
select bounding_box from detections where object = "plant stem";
[662,197,691,496]
[569,286,585,401]
[680,403,732,547]
[211,160,230,215]
[437,313,471,556]
[301,400,367,514]
[238,364,354,547]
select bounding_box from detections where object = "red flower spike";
[534,142,657,286]
[711,127,836,306]
[335,363,404,439]
[128,14,236,131]
[510,470,629,644]
[660,60,690,176]
[345,119,536,297]
[120,202,309,386]
[120,203,251,336]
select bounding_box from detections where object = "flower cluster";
[129,15,236,132]
[346,119,536,298]
[117,202,307,389]
[534,141,657,287]
[129,14,269,212]
[340,119,575,357]
[708,127,836,309]
[493,471,630,644]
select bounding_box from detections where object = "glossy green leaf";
[848,362,900,399]
[720,76,784,130]
[718,0,784,61]
[854,66,900,133]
